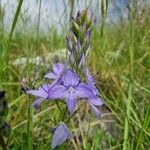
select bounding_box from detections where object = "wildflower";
[51,122,73,149]
[48,69,103,116]
[84,66,103,117]
[26,84,51,108]
[48,69,88,113]
[79,83,103,117]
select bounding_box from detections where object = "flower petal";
[26,89,47,98]
[66,93,77,114]
[32,98,45,109]
[89,102,101,118]
[76,83,96,99]
[89,97,103,106]
[52,123,72,149]
[48,85,67,99]
[84,66,94,84]
[53,63,64,75]
[63,69,79,87]
[75,83,90,98]
[44,72,58,79]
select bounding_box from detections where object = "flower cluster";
[26,10,103,149]
[0,91,11,138]
[66,9,95,70]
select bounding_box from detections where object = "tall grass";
[123,0,135,149]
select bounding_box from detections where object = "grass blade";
[123,0,135,149]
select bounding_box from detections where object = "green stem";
[123,0,134,149]
[0,136,7,150]
[27,96,33,150]
[26,13,33,150]
[36,0,42,50]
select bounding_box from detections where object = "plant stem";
[0,136,7,150]
[2,0,23,62]
[123,0,134,149]
[26,14,33,150]
[27,96,33,150]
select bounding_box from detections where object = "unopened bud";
[2,122,11,137]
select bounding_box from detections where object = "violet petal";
[63,69,79,87]
[66,93,77,114]
[32,98,45,108]
[52,123,73,149]
[53,63,64,75]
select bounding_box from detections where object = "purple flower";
[44,63,65,81]
[84,67,104,117]
[51,122,73,149]
[79,83,103,117]
[48,69,103,116]
[48,69,88,114]
[26,84,51,108]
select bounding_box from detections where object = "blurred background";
[0,0,150,149]
[1,0,147,33]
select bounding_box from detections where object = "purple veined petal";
[75,83,90,98]
[48,85,67,99]
[63,69,80,87]
[53,63,64,75]
[76,83,96,99]
[41,84,52,92]
[32,98,45,109]
[26,88,48,98]
[51,123,73,149]
[44,72,58,79]
[88,97,103,106]
[89,102,101,118]
[90,84,100,96]
[66,93,77,114]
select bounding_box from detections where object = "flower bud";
[0,91,5,99]
[0,99,8,117]
[2,122,11,137]
[0,117,4,128]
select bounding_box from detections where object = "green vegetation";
[0,0,150,149]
